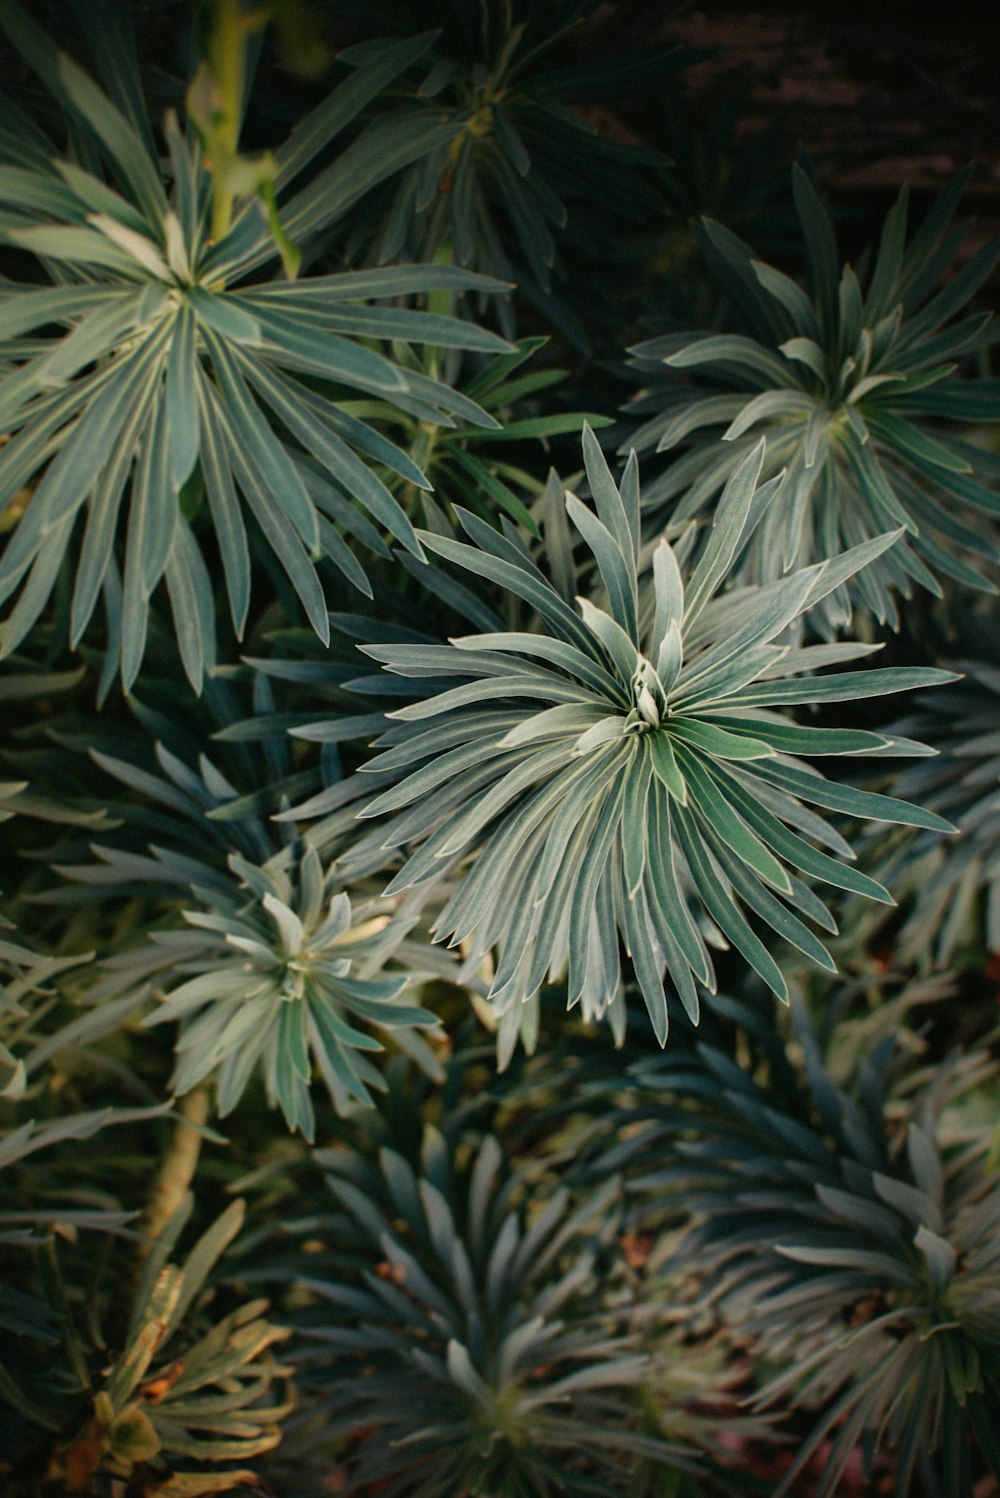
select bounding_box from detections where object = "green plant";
[1,1199,292,1498]
[334,0,672,310]
[36,707,443,1139]
[143,845,441,1138]
[2,9,999,1495]
[350,426,952,1065]
[0,1,512,689]
[284,1113,697,1497]
[618,1019,1000,1498]
[628,167,1000,629]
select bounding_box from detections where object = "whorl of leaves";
[354,428,952,1064]
[336,0,673,304]
[34,692,440,1141]
[1,1199,292,1497]
[290,1121,695,1497]
[0,0,512,690]
[142,844,440,1139]
[628,166,1000,629]
[628,1027,1000,1498]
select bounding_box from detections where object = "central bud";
[626,655,667,733]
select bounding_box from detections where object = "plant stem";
[136,1086,211,1261]
[208,0,246,244]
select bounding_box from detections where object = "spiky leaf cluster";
[620,1025,1000,1498]
[354,428,952,1064]
[338,0,671,303]
[869,656,1000,964]
[290,1120,694,1497]
[141,845,439,1139]
[31,696,441,1140]
[628,167,1000,628]
[2,1200,292,1498]
[0,2,512,688]
[1,12,998,1497]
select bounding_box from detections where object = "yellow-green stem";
[136,1086,211,1263]
[208,0,246,244]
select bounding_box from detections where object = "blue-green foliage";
[40,695,442,1140]
[1,8,998,1495]
[289,1115,696,1497]
[352,428,952,1064]
[0,1,512,689]
[143,845,440,1138]
[628,167,1000,629]
[613,1018,1000,1498]
[333,0,673,301]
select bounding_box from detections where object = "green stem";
[136,1086,211,1262]
[208,0,246,244]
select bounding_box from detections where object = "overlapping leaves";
[3,1199,292,1498]
[868,655,1000,964]
[619,1021,1000,1498]
[0,1,511,688]
[337,0,672,306]
[292,1118,694,1497]
[0,916,94,1103]
[141,844,440,1140]
[339,334,612,533]
[27,675,441,1140]
[628,166,1000,628]
[354,427,952,1063]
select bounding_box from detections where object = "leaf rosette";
[294,1122,694,1497]
[4,1199,292,1497]
[620,1022,1000,1498]
[339,0,672,302]
[0,3,511,689]
[354,428,953,1064]
[143,845,440,1140]
[628,166,1000,629]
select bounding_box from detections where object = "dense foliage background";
[1,4,998,1495]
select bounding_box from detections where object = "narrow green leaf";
[676,747,792,892]
[273,32,438,191]
[683,439,767,628]
[753,758,956,832]
[201,328,318,550]
[120,396,176,688]
[667,718,774,761]
[675,805,789,1000]
[648,732,686,803]
[165,304,200,488]
[55,51,168,224]
[567,493,638,639]
[198,374,251,636]
[719,666,959,711]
